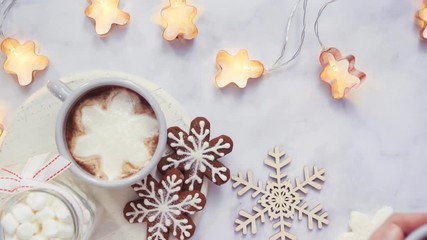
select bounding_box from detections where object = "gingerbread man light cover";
[161,0,198,41]
[1,38,48,86]
[416,0,427,40]
[319,48,366,99]
[85,0,130,36]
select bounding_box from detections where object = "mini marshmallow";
[4,234,18,240]
[41,219,59,238]
[55,206,72,223]
[50,198,67,211]
[1,213,19,235]
[29,235,47,240]
[56,222,74,238]
[26,193,49,211]
[35,207,55,222]
[11,203,34,223]
[15,222,38,240]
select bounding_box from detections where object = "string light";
[314,0,366,99]
[160,0,198,41]
[0,0,48,86]
[215,50,264,88]
[415,0,427,40]
[214,0,308,89]
[85,0,130,37]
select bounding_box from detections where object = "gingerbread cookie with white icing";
[123,169,206,240]
[157,116,234,191]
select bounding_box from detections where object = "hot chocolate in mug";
[47,78,167,188]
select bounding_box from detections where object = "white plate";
[0,71,207,239]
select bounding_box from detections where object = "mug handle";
[47,80,72,101]
[407,224,427,240]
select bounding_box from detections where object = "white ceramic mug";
[47,78,167,188]
[407,224,427,240]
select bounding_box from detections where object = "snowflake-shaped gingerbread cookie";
[123,169,206,240]
[158,117,233,191]
[232,147,329,240]
[338,206,393,240]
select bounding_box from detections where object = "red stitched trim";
[0,155,70,194]
[0,177,19,182]
[32,155,60,179]
[0,185,31,193]
[45,162,72,182]
[0,188,14,192]
[1,168,22,179]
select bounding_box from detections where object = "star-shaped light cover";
[85,0,130,36]
[416,0,427,40]
[338,207,393,240]
[123,169,206,240]
[1,38,48,86]
[319,47,366,99]
[160,0,198,41]
[215,49,264,88]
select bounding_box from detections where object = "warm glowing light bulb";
[319,48,366,99]
[416,0,427,40]
[160,0,198,41]
[215,49,265,88]
[1,38,48,86]
[85,0,130,36]
[0,123,4,137]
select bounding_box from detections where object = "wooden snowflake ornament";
[215,49,265,88]
[416,0,427,40]
[319,48,366,99]
[123,169,206,240]
[232,147,328,240]
[85,0,130,36]
[158,117,233,191]
[338,207,393,240]
[1,38,48,86]
[160,0,198,41]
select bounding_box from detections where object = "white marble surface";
[0,0,426,239]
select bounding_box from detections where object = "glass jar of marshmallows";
[0,181,95,240]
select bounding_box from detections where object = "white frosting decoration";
[72,89,159,180]
[162,119,231,191]
[125,172,204,240]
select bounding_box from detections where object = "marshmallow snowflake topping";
[123,169,206,240]
[72,89,159,180]
[232,147,329,240]
[158,117,233,191]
